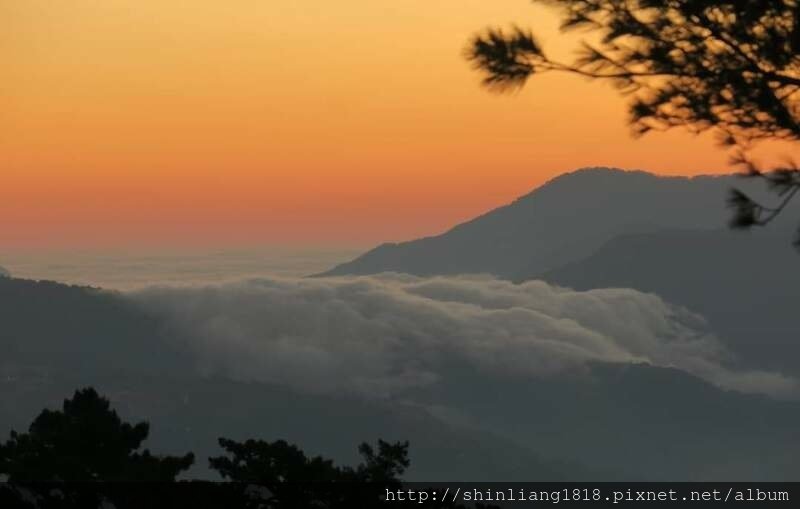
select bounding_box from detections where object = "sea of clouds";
[131,274,798,400]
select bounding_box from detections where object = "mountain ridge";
[319,167,785,279]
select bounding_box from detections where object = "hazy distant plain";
[0,247,362,290]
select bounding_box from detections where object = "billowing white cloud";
[130,274,798,399]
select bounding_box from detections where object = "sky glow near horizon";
[3,0,798,250]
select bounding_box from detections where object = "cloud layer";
[131,274,798,399]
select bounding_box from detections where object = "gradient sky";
[3,0,797,250]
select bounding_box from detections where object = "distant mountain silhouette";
[0,266,10,278]
[536,229,800,376]
[319,167,797,278]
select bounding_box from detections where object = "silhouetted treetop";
[466,0,800,244]
[0,387,194,482]
[356,440,411,484]
[209,437,409,484]
[468,0,799,143]
[209,438,410,508]
[209,438,341,483]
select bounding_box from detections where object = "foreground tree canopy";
[210,437,410,484]
[0,387,487,508]
[0,388,194,482]
[209,438,412,508]
[467,0,800,242]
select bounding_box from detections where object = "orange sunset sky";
[3,0,797,250]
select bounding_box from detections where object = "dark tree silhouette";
[466,0,800,244]
[0,387,194,482]
[209,438,409,508]
[0,389,490,508]
[210,437,410,484]
[209,438,486,508]
[210,438,347,483]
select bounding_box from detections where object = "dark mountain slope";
[0,277,187,377]
[320,167,777,278]
[536,229,800,375]
[410,361,800,480]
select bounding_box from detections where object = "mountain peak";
[514,167,643,202]
[318,167,768,279]
[533,166,727,192]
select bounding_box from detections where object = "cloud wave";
[131,274,798,399]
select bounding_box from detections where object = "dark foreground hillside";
[0,277,586,481]
[2,276,800,480]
